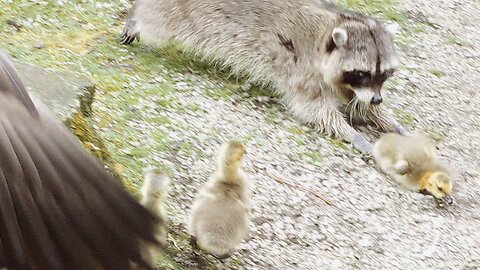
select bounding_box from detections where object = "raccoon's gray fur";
[120,0,407,153]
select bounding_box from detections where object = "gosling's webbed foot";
[119,19,140,45]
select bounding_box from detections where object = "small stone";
[358,237,373,247]
[34,42,44,49]
[372,245,384,254]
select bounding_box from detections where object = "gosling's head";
[218,141,246,168]
[421,171,453,205]
[141,168,171,200]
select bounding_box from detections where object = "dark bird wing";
[0,50,160,270]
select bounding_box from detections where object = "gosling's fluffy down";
[137,169,171,268]
[372,131,453,205]
[188,141,251,257]
[141,169,171,245]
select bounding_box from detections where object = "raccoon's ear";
[385,23,399,36]
[332,28,348,47]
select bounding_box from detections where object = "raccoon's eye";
[356,71,368,78]
[342,70,371,87]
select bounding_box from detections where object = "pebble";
[34,42,44,49]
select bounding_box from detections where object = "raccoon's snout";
[370,94,383,105]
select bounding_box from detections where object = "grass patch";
[393,109,416,128]
[446,36,470,47]
[424,126,444,141]
[329,138,351,151]
[338,0,406,23]
[299,151,325,165]
[430,69,444,78]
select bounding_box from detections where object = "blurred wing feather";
[0,50,159,270]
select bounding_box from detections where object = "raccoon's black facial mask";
[341,69,395,88]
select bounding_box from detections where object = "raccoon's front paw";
[119,19,140,45]
[352,134,372,154]
[394,125,411,136]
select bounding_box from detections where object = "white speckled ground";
[139,0,480,269]
[4,0,478,268]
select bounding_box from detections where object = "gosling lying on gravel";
[188,141,251,258]
[138,169,172,267]
[372,131,454,206]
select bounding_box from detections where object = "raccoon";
[120,0,407,153]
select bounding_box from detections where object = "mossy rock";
[14,60,95,120]
[14,60,135,192]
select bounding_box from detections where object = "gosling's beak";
[442,194,454,205]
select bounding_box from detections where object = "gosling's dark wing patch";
[0,51,159,270]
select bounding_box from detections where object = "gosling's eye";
[438,186,443,192]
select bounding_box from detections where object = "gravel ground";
[2,0,479,269]
[137,0,480,269]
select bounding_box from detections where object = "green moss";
[67,113,137,193]
[393,109,416,128]
[430,69,444,78]
[288,127,306,135]
[299,151,325,165]
[424,126,443,142]
[329,138,351,151]
[339,0,406,23]
[447,36,470,47]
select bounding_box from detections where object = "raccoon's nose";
[370,95,383,105]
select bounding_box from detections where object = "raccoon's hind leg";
[119,18,140,45]
[285,93,372,153]
[366,105,410,136]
